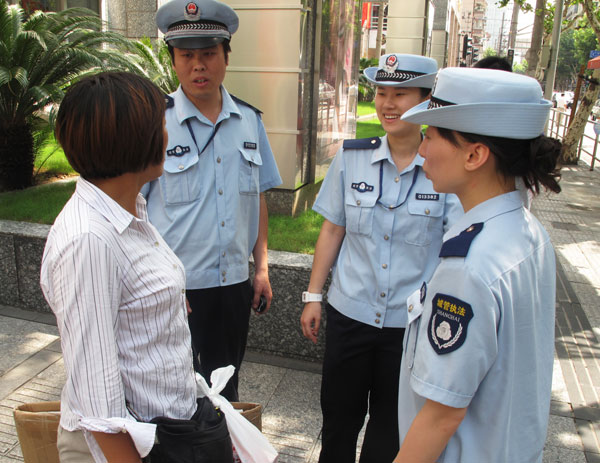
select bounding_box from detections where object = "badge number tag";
[427,293,473,355]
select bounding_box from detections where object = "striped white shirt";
[40,178,197,432]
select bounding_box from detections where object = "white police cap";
[156,0,239,49]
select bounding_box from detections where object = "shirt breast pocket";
[344,193,377,237]
[239,148,262,195]
[161,152,202,205]
[404,200,444,246]
[403,289,425,369]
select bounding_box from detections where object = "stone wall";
[0,220,326,362]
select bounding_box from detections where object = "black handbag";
[140,397,234,463]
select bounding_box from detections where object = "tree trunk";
[561,68,600,163]
[526,0,545,78]
[0,124,34,191]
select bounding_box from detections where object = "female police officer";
[395,67,561,462]
[300,54,462,462]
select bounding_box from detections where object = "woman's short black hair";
[55,72,166,180]
[435,127,562,195]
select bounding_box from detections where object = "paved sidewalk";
[0,161,599,462]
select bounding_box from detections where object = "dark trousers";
[319,304,405,463]
[187,280,252,402]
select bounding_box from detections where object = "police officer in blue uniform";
[394,68,561,462]
[300,54,462,462]
[145,0,282,401]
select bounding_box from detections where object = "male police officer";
[146,0,282,401]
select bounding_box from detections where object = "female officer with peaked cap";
[300,54,462,462]
[394,67,561,462]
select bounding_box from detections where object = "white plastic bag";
[196,366,278,463]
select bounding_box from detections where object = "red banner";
[362,2,372,28]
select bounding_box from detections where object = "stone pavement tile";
[261,369,322,441]
[552,356,570,404]
[267,432,313,460]
[543,444,587,463]
[0,455,22,463]
[238,361,287,408]
[32,358,65,385]
[0,350,61,402]
[546,414,584,451]
[0,316,58,376]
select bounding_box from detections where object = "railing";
[547,108,599,170]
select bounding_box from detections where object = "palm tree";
[0,2,134,191]
[128,37,179,94]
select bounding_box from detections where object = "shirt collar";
[443,190,523,241]
[371,135,425,173]
[75,177,147,235]
[173,85,242,125]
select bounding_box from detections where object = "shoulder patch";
[439,222,484,258]
[343,137,381,150]
[230,94,263,114]
[165,94,174,109]
[428,293,473,355]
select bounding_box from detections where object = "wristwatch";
[302,291,323,303]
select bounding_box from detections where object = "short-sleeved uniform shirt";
[313,135,462,328]
[144,85,282,289]
[399,191,556,462]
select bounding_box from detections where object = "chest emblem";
[351,181,374,193]
[167,145,191,157]
[428,293,473,355]
[415,193,439,201]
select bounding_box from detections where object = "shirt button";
[356,200,361,206]
[371,139,377,145]
[218,188,223,195]
[222,251,226,257]
[376,312,382,317]
[222,277,227,283]
[384,235,389,241]
[382,264,388,269]
[375,318,380,324]
[173,264,177,269]
[222,270,226,276]
[154,241,159,247]
[394,177,399,183]
[178,164,184,170]
[408,304,414,313]
[221,221,225,227]
[380,292,386,298]
[425,209,430,215]
[181,289,185,294]
[217,157,222,163]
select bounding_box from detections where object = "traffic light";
[462,35,473,60]
[472,47,479,62]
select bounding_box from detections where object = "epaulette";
[439,222,484,258]
[230,94,263,114]
[165,94,174,109]
[343,137,381,150]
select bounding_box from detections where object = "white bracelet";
[302,291,323,303]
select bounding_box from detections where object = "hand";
[186,298,192,314]
[252,270,273,314]
[300,302,322,344]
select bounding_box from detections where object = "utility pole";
[544,0,564,100]
[508,1,520,50]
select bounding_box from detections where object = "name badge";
[244,142,257,149]
[415,193,439,201]
[351,181,374,193]
[167,145,191,157]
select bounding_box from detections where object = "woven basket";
[13,401,60,463]
[231,402,262,431]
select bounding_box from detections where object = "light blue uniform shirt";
[399,191,555,462]
[143,86,282,289]
[313,135,462,328]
